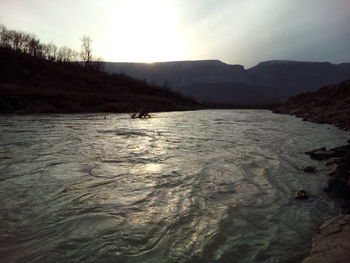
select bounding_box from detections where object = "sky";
[1,0,350,67]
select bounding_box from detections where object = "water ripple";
[0,110,348,263]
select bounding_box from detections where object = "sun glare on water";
[103,0,188,63]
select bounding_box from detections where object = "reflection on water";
[0,110,348,263]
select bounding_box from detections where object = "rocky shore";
[301,214,350,263]
[299,142,350,262]
[274,79,350,130]
[305,142,350,210]
[274,79,350,262]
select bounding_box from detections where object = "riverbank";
[301,214,350,263]
[299,141,350,263]
[273,79,350,131]
[0,47,200,114]
[273,80,350,262]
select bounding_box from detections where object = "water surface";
[0,110,348,263]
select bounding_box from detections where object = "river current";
[0,110,348,263]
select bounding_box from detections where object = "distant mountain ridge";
[103,60,350,105]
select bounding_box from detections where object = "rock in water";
[305,147,327,155]
[325,158,342,166]
[303,166,316,173]
[295,190,309,200]
[310,150,337,160]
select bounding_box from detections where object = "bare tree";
[9,30,19,50]
[41,43,49,60]
[1,25,104,68]
[18,32,31,54]
[17,32,30,53]
[0,24,11,48]
[70,50,79,62]
[43,42,58,61]
[80,35,93,66]
[27,34,41,57]
[57,46,75,62]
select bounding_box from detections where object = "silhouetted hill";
[274,79,350,130]
[248,60,350,96]
[0,48,200,114]
[103,60,350,105]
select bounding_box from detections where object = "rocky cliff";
[103,60,350,105]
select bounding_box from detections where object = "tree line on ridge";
[0,24,102,70]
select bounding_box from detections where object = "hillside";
[103,60,350,105]
[0,48,200,114]
[273,79,350,130]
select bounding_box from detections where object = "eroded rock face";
[301,215,350,263]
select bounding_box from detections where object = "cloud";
[1,0,349,66]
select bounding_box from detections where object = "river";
[0,110,348,263]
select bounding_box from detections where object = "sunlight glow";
[103,0,188,62]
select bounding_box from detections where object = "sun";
[102,0,188,63]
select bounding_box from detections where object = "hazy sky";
[1,0,350,67]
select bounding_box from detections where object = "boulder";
[325,164,350,199]
[295,190,309,200]
[328,164,349,178]
[331,144,350,155]
[305,147,326,155]
[310,150,337,160]
[301,215,350,263]
[303,166,316,173]
[325,158,342,166]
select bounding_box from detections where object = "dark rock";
[325,178,349,199]
[344,154,350,163]
[325,158,342,166]
[303,166,316,173]
[131,111,151,119]
[331,144,350,155]
[295,190,309,200]
[341,198,350,212]
[305,147,326,155]
[328,164,349,178]
[326,164,350,199]
[310,150,337,160]
[301,215,350,263]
